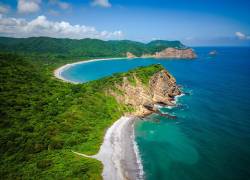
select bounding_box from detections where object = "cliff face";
[126,48,196,59]
[109,69,181,116]
[154,48,197,59]
[141,48,197,59]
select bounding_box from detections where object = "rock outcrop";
[154,48,197,59]
[209,50,217,56]
[126,52,136,58]
[109,69,181,116]
[140,48,197,59]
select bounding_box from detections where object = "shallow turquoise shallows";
[61,47,250,180]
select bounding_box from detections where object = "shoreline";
[72,116,143,180]
[54,57,130,83]
[94,116,143,180]
[53,55,195,83]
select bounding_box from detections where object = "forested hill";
[0,52,164,179]
[0,37,186,58]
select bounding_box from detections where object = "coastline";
[72,116,143,180]
[54,58,183,180]
[94,116,143,180]
[54,58,144,180]
[54,57,129,83]
[53,54,196,83]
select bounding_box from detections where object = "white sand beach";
[73,116,143,180]
[94,116,143,180]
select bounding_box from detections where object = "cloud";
[0,15,123,40]
[91,0,111,8]
[0,4,10,14]
[49,0,71,10]
[235,31,250,40]
[18,0,41,13]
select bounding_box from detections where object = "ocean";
[61,47,250,180]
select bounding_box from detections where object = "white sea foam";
[132,123,144,180]
[172,93,185,104]
[154,104,163,109]
[165,105,175,109]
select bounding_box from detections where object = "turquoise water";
[61,47,250,180]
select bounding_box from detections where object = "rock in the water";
[209,50,217,56]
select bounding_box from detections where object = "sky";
[0,0,250,46]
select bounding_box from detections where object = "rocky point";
[109,68,181,116]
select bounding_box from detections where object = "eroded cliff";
[109,65,181,116]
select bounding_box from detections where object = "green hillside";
[0,37,186,58]
[0,52,164,179]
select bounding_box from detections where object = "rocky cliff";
[109,66,181,116]
[154,47,197,59]
[141,47,197,59]
[126,48,196,59]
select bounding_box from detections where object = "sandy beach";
[94,116,143,180]
[73,116,143,180]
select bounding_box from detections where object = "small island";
[209,50,218,56]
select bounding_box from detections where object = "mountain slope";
[0,37,186,58]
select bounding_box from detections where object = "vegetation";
[0,52,164,179]
[0,37,186,58]
[90,64,164,87]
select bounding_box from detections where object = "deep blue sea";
[61,47,250,180]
